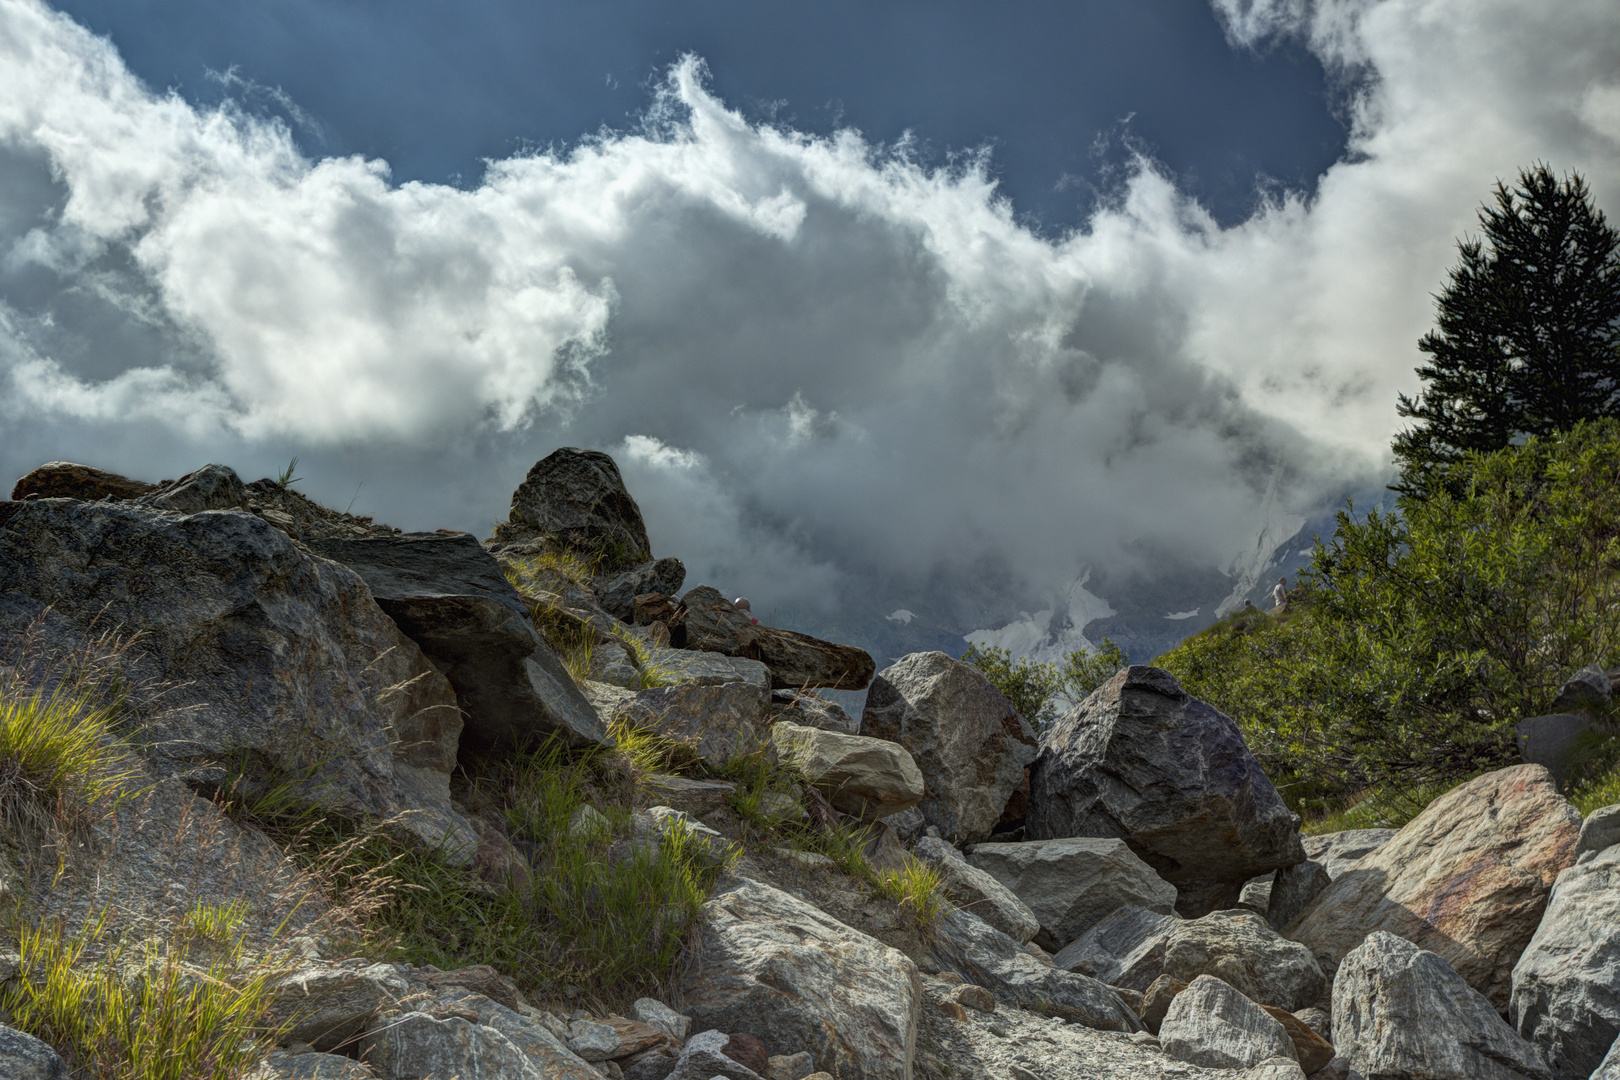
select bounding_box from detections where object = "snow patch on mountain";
[886,609,915,625]
[963,569,1117,662]
[1215,465,1307,618]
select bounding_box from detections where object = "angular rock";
[1052,905,1178,992]
[503,448,652,566]
[1576,803,1620,860]
[1333,931,1550,1080]
[624,1049,679,1080]
[416,964,528,1013]
[1162,909,1326,1012]
[1516,714,1600,786]
[306,531,608,751]
[1510,844,1620,1079]
[358,1011,542,1080]
[925,906,1141,1032]
[1302,830,1397,882]
[645,648,772,693]
[601,1017,677,1058]
[1027,666,1303,916]
[595,558,687,622]
[1267,861,1331,930]
[621,680,771,768]
[678,587,765,658]
[1551,665,1611,715]
[723,1033,772,1076]
[770,1050,817,1080]
[912,835,1041,944]
[664,1030,767,1080]
[679,875,920,1080]
[1286,764,1579,1007]
[0,499,474,859]
[138,463,248,514]
[967,837,1177,952]
[567,1018,621,1061]
[0,1025,68,1080]
[1243,1060,1307,1080]
[752,625,876,691]
[266,962,408,1052]
[425,989,601,1080]
[641,775,739,819]
[1139,974,1188,1035]
[1259,1005,1335,1074]
[768,722,925,820]
[1597,1038,1620,1080]
[861,652,1037,843]
[251,1051,379,1079]
[770,689,859,735]
[10,460,155,502]
[1239,874,1273,917]
[1160,975,1296,1070]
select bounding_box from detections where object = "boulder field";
[0,448,1615,1080]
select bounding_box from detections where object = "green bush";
[1159,420,1620,806]
[960,638,1127,732]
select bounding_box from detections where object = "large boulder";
[357,1012,545,1080]
[1303,829,1397,882]
[1510,843,1620,1079]
[1285,764,1579,1008]
[594,558,686,622]
[1052,905,1178,991]
[0,1025,68,1080]
[860,652,1037,843]
[1027,666,1303,916]
[911,836,1041,945]
[768,722,924,819]
[678,588,874,691]
[264,962,409,1052]
[1333,931,1551,1080]
[306,532,607,751]
[1578,804,1620,859]
[677,874,920,1080]
[1516,714,1600,787]
[10,460,155,501]
[1159,975,1296,1070]
[769,689,859,735]
[501,448,652,565]
[1160,909,1326,1012]
[966,837,1177,952]
[925,906,1142,1031]
[137,463,248,514]
[0,499,474,859]
[618,682,771,768]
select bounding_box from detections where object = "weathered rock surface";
[1160,909,1326,1012]
[10,460,155,501]
[1516,714,1600,786]
[1302,830,1397,882]
[753,624,876,691]
[1333,931,1550,1080]
[768,722,925,820]
[1596,1038,1620,1080]
[1160,975,1296,1070]
[967,837,1177,952]
[630,997,693,1042]
[1258,1005,1335,1074]
[0,499,474,859]
[358,1011,543,1080]
[137,463,249,514]
[0,1024,68,1080]
[619,679,772,768]
[425,990,601,1080]
[912,836,1041,944]
[1053,905,1178,992]
[306,532,607,751]
[1140,974,1188,1034]
[1576,803,1620,860]
[1286,764,1579,1007]
[678,586,765,657]
[1551,664,1611,714]
[1027,666,1303,916]
[594,557,686,622]
[664,1029,767,1080]
[644,647,772,692]
[861,652,1037,843]
[501,448,652,565]
[770,689,860,734]
[926,906,1143,1032]
[679,874,920,1080]
[1267,860,1331,930]
[251,1050,378,1078]
[1510,843,1620,1079]
[265,962,408,1052]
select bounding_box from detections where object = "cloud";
[1,0,1618,628]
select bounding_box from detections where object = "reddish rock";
[724,1033,771,1075]
[11,461,155,501]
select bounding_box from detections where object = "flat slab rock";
[1286,763,1579,1008]
[1027,666,1303,917]
[677,874,921,1080]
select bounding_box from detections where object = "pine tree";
[1393,165,1620,492]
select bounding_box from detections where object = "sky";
[2,0,1619,653]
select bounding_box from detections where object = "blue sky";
[2,0,1618,652]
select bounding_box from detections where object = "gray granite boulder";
[1027,666,1303,916]
[358,1012,544,1080]
[1302,830,1397,882]
[616,672,772,768]
[770,689,859,734]
[500,448,652,565]
[306,531,607,751]
[1266,860,1332,930]
[1596,1038,1620,1080]
[1577,804,1620,861]
[912,835,1041,944]
[1159,975,1295,1070]
[0,498,474,859]
[769,722,924,819]
[663,1030,767,1080]
[1510,843,1620,1079]
[1052,905,1178,992]
[967,836,1177,952]
[137,462,249,513]
[1161,909,1326,1012]
[594,557,686,622]
[0,1025,67,1080]
[861,652,1037,843]
[264,962,409,1052]
[1334,931,1550,1080]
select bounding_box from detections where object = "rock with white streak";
[630,997,692,1043]
[1594,1037,1620,1080]
[1159,975,1296,1070]
[357,1012,543,1080]
[264,962,409,1053]
[1051,905,1178,992]
[912,835,1041,945]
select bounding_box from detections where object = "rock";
[1139,975,1188,1035]
[635,806,733,866]
[137,463,248,513]
[769,1050,816,1080]
[1239,874,1273,916]
[645,648,773,691]
[1596,1038,1620,1080]
[860,652,1037,843]
[723,1033,771,1075]
[887,807,927,844]
[912,836,1041,945]
[925,906,1141,1032]
[752,625,876,692]
[251,1050,379,1078]
[1294,1007,1330,1041]
[596,558,687,622]
[641,776,739,819]
[1267,861,1332,930]
[1516,714,1600,786]
[623,1048,679,1080]
[952,984,996,1012]
[678,874,920,1080]
[1510,843,1620,1079]
[1577,804,1620,860]
[1333,931,1550,1080]
[1244,1060,1307,1080]
[1159,909,1326,1012]
[424,989,601,1080]
[0,1025,68,1080]
[1259,1005,1336,1074]
[664,1030,767,1080]
[1305,1060,1352,1080]
[1551,665,1611,714]
[768,722,925,820]
[621,681,772,768]
[1159,975,1296,1070]
[634,592,679,627]
[967,837,1177,952]
[358,1012,545,1080]
[10,460,155,501]
[417,965,528,1013]
[266,962,409,1052]
[1302,830,1397,882]
[630,998,692,1043]
[589,642,642,688]
[861,822,909,874]
[600,1018,676,1058]
[568,1019,622,1061]
[678,587,765,658]
[306,531,608,751]
[0,499,475,859]
[1286,764,1579,1007]
[1052,905,1177,992]
[770,690,859,735]
[1027,666,1304,916]
[502,448,652,566]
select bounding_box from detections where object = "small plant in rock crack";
[273,456,302,490]
[873,857,946,930]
